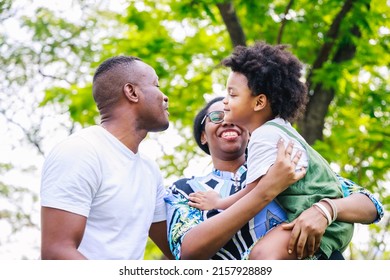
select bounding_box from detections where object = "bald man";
[40,56,172,260]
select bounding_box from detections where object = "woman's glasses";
[201,110,225,125]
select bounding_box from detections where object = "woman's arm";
[282,178,384,258]
[188,142,302,211]
[333,193,377,224]
[179,139,306,259]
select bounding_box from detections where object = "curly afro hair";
[221,41,307,122]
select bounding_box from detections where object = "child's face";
[223,71,257,131]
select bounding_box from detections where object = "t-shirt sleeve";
[337,174,384,223]
[246,128,281,184]
[153,171,167,223]
[40,137,101,217]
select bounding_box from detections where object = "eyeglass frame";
[200,110,225,125]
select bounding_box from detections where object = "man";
[40,56,172,259]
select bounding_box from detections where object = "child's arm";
[188,182,256,210]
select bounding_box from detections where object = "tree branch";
[309,0,355,76]
[216,1,246,47]
[277,0,295,44]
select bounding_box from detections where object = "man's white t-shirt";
[40,125,166,260]
[246,118,309,185]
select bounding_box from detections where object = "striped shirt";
[164,164,287,260]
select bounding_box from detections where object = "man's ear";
[123,83,139,103]
[254,94,267,111]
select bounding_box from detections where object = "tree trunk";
[298,25,360,145]
[298,0,357,144]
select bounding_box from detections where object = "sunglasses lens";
[209,111,224,123]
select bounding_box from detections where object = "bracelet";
[320,198,338,222]
[313,202,332,226]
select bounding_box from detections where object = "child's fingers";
[188,201,200,208]
[189,192,205,199]
[188,195,201,203]
[188,200,208,210]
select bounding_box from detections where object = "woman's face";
[201,101,249,161]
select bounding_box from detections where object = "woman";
[164,97,383,260]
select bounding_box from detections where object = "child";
[189,42,353,260]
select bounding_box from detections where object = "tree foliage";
[1,0,389,259]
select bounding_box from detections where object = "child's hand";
[188,190,221,210]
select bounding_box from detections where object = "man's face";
[133,61,170,132]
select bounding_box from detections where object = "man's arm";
[41,207,87,260]
[149,221,174,260]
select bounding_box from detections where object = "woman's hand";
[264,139,306,196]
[281,205,328,259]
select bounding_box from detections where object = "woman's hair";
[193,96,224,155]
[221,41,307,122]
